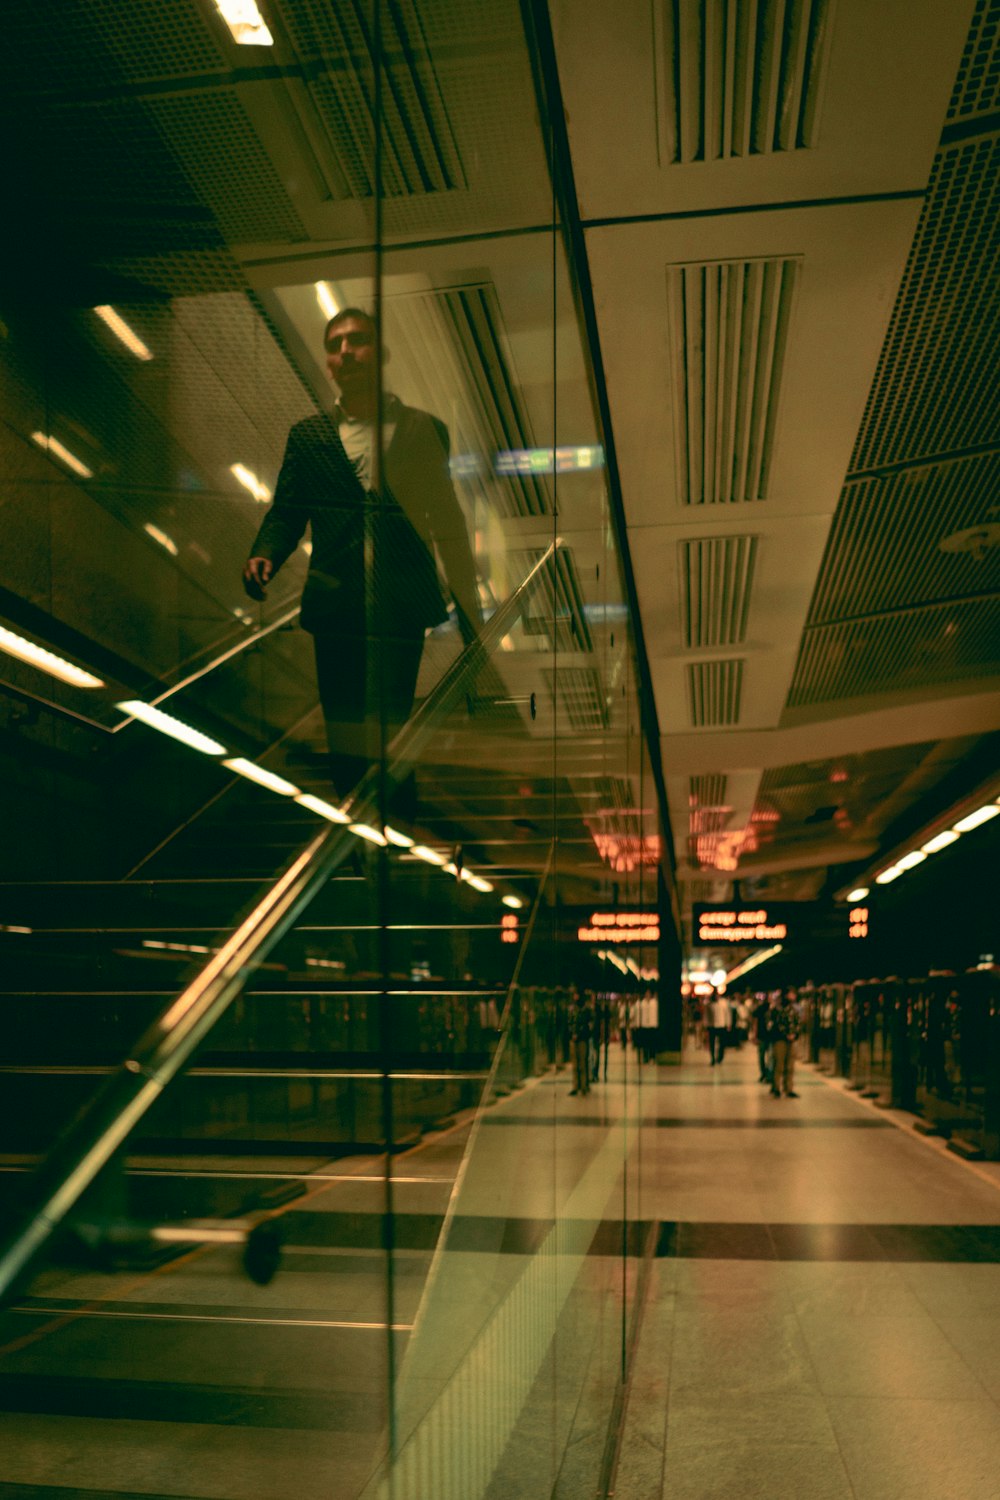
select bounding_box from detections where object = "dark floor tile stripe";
[537,1077,825,1086]
[481,1115,888,1128]
[0,1374,385,1431]
[656,1221,1000,1262]
[0,1488,195,1500]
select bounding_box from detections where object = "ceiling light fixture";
[143,523,179,556]
[350,823,388,846]
[464,874,494,894]
[726,945,782,984]
[214,0,274,46]
[502,895,523,909]
[410,845,447,866]
[296,794,350,823]
[223,758,300,797]
[921,830,960,854]
[845,887,869,902]
[94,305,153,360]
[384,827,415,849]
[116,700,227,756]
[315,282,340,320]
[230,463,271,503]
[952,804,1000,834]
[31,431,93,479]
[875,865,903,885]
[896,850,927,871]
[0,624,104,689]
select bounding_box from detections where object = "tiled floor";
[3,1043,1000,1498]
[616,1045,1000,1500]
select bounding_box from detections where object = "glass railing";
[0,4,667,1496]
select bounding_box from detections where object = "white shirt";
[708,996,731,1028]
[337,397,398,491]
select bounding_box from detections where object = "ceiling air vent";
[789,598,1000,708]
[439,285,549,517]
[850,137,999,472]
[282,0,466,199]
[687,659,744,726]
[544,667,610,731]
[681,534,758,646]
[689,774,728,822]
[946,0,1000,125]
[667,258,798,505]
[387,281,548,518]
[808,454,1000,626]
[654,0,834,164]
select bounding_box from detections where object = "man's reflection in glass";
[242,308,480,803]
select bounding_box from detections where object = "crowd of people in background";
[693,988,803,1098]
[559,987,804,1100]
[566,989,660,1095]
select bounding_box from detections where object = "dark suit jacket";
[249,403,480,640]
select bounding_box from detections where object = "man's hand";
[243,556,273,601]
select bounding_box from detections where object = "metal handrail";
[0,541,560,1300]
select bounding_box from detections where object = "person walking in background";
[569,992,592,1096]
[753,993,773,1085]
[770,991,801,1098]
[707,991,731,1066]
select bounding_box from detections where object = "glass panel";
[0,4,669,1499]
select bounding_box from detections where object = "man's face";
[325,316,378,396]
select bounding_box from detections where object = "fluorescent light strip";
[845,887,869,903]
[384,827,414,849]
[31,431,93,479]
[502,895,523,909]
[410,845,447,866]
[144,523,178,556]
[464,875,494,894]
[921,830,959,854]
[214,0,273,45]
[143,939,213,955]
[896,850,927,871]
[953,804,1000,834]
[117,701,227,756]
[350,824,388,847]
[875,866,903,885]
[316,282,339,319]
[230,463,271,503]
[296,793,350,824]
[0,625,104,689]
[94,305,153,360]
[726,945,782,984]
[223,758,300,797]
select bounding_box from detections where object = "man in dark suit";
[243,307,480,799]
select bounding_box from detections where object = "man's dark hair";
[324,306,377,347]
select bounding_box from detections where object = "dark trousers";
[572,1039,590,1094]
[312,630,424,800]
[708,1026,726,1064]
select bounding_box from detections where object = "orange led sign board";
[848,906,869,939]
[692,904,790,946]
[577,911,660,943]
